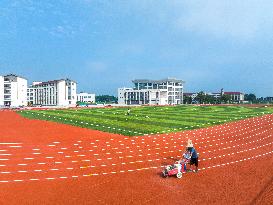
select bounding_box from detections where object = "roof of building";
[4,74,27,80]
[77,92,95,95]
[184,91,244,95]
[224,92,244,95]
[132,77,185,84]
[31,78,77,86]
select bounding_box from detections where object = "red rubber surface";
[0,110,273,205]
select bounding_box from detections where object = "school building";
[118,78,185,105]
[0,74,28,107]
[28,79,77,106]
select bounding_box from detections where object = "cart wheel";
[176,172,182,178]
[162,172,167,178]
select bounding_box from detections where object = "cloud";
[111,0,273,40]
[174,0,273,40]
[118,43,144,56]
[86,62,107,73]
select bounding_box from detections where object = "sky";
[0,0,273,97]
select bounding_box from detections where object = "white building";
[184,91,244,103]
[0,76,3,106]
[0,74,28,107]
[223,92,244,102]
[28,79,77,106]
[118,78,185,105]
[77,92,95,103]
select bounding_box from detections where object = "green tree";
[220,94,231,104]
[204,95,216,104]
[244,93,256,103]
[96,95,118,103]
[183,95,192,104]
[195,91,206,104]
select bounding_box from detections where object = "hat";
[186,139,193,148]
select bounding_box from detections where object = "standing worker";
[127,108,131,116]
[186,139,199,173]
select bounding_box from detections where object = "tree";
[244,93,256,103]
[204,95,216,104]
[96,95,118,103]
[195,91,206,104]
[220,94,231,104]
[183,95,192,104]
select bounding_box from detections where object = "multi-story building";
[0,76,3,106]
[0,74,28,107]
[118,78,185,105]
[77,92,95,103]
[28,79,77,106]
[184,90,244,103]
[223,92,244,102]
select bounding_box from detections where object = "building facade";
[0,76,3,106]
[28,79,77,106]
[184,91,244,103]
[77,92,95,103]
[223,92,244,102]
[118,78,185,105]
[0,74,28,107]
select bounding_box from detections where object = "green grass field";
[18,105,273,136]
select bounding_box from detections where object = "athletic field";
[18,105,273,136]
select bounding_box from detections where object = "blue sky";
[0,0,273,97]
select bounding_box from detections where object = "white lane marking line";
[18,164,27,166]
[0,159,9,161]
[24,158,34,160]
[0,150,7,152]
[0,181,9,183]
[30,179,39,181]
[0,154,11,156]
[60,176,68,179]
[9,146,22,148]
[14,180,24,182]
[0,143,22,145]
[1,171,11,174]
[38,162,46,165]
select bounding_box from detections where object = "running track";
[0,111,273,205]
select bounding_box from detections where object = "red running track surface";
[0,111,273,205]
